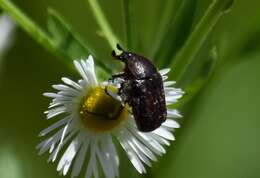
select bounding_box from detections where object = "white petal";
[43,92,61,98]
[39,116,69,136]
[81,58,97,85]
[74,60,89,83]
[140,132,166,154]
[57,136,82,175]
[166,88,184,94]
[159,68,170,76]
[53,97,74,104]
[62,77,82,90]
[71,138,90,178]
[52,122,70,161]
[85,141,97,178]
[117,133,145,174]
[86,55,96,80]
[45,106,67,119]
[104,135,119,177]
[58,90,78,97]
[163,81,176,87]
[48,129,77,162]
[150,133,170,146]
[124,129,152,166]
[162,119,180,128]
[52,84,80,95]
[37,136,54,155]
[162,76,168,81]
[48,102,63,109]
[131,135,157,161]
[167,109,182,118]
[37,121,73,154]
[153,127,175,140]
[87,55,95,70]
[166,94,183,101]
[96,144,114,178]
[127,122,166,155]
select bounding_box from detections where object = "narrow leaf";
[47,8,93,60]
[87,0,121,52]
[170,0,234,82]
[122,0,136,50]
[152,0,197,68]
[0,0,67,62]
[47,8,110,76]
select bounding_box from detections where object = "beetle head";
[111,44,131,62]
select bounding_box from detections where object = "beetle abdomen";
[129,74,167,132]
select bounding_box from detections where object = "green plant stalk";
[0,0,109,78]
[0,0,71,64]
[122,0,135,50]
[87,0,121,52]
[170,0,234,83]
[154,0,196,68]
[151,0,181,58]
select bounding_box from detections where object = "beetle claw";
[116,44,124,51]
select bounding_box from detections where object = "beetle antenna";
[116,44,124,51]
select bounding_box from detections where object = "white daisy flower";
[37,55,184,178]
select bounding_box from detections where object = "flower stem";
[122,0,135,50]
[170,0,234,83]
[87,0,121,51]
[0,0,72,67]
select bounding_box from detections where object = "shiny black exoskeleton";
[110,44,167,132]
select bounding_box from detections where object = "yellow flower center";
[79,86,129,133]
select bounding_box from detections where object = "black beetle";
[110,44,167,132]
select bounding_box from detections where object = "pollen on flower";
[79,86,129,133]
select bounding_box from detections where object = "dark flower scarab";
[110,44,167,132]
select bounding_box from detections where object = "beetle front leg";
[111,73,125,80]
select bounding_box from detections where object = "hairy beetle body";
[111,44,167,132]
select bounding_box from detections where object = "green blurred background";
[0,0,260,178]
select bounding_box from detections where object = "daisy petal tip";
[73,60,79,65]
[87,54,94,61]
[159,68,171,76]
[38,132,44,137]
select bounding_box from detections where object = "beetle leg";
[84,110,108,118]
[104,85,123,102]
[84,109,121,120]
[111,73,125,80]
[111,50,117,58]
[111,50,124,61]
[104,85,110,96]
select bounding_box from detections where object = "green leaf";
[170,0,234,83]
[86,0,121,52]
[0,0,67,63]
[152,0,197,68]
[47,8,110,78]
[122,0,136,51]
[47,8,93,60]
